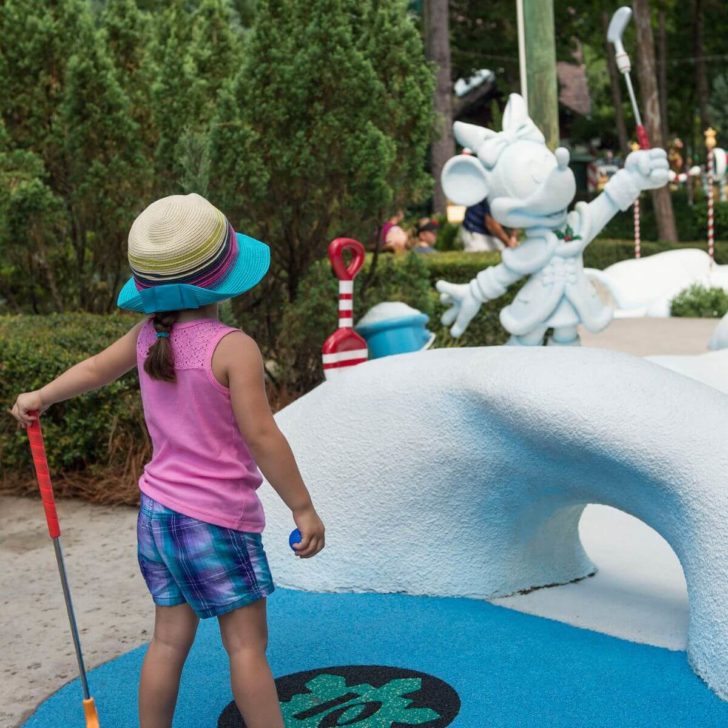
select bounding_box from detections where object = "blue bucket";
[356,312,435,359]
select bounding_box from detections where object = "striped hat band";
[127,194,238,291]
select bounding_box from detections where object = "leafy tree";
[100,0,158,157]
[150,0,243,195]
[207,0,434,352]
[209,0,433,328]
[0,122,68,313]
[0,0,150,311]
[60,14,151,309]
[149,1,199,191]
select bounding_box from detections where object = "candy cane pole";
[322,238,368,379]
[705,127,716,262]
[633,196,641,259]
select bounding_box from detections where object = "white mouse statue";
[437,93,669,345]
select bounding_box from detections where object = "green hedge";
[670,285,728,318]
[275,250,518,394]
[0,313,146,497]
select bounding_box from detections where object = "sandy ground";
[0,317,718,727]
[0,499,145,728]
[579,316,717,356]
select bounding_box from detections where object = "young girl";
[10,193,325,728]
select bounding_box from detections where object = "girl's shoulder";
[210,329,262,389]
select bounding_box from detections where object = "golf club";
[608,6,650,149]
[27,414,100,728]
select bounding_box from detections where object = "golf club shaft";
[622,73,642,128]
[53,538,92,700]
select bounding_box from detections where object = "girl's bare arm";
[9,320,145,426]
[216,331,325,558]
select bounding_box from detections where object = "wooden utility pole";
[633,0,678,242]
[424,0,454,215]
[521,0,559,149]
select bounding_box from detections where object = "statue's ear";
[453,121,496,152]
[441,155,489,206]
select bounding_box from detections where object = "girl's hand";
[8,391,46,427]
[292,505,325,558]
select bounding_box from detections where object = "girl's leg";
[139,603,199,728]
[218,599,284,728]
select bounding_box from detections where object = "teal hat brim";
[117,233,270,313]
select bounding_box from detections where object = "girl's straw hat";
[117,193,270,313]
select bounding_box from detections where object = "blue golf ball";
[289,529,302,551]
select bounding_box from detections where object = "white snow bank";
[263,346,728,699]
[647,349,728,393]
[585,248,728,317]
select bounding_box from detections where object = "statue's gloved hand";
[436,280,483,338]
[624,148,670,191]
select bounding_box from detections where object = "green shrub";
[670,284,728,318]
[435,221,461,251]
[276,253,435,395]
[275,250,516,395]
[0,313,146,500]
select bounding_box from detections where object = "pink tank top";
[136,318,265,532]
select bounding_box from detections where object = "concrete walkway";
[0,317,718,727]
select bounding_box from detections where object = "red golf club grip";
[27,414,61,539]
[636,125,650,150]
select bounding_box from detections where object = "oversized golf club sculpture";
[608,6,649,258]
[27,415,100,728]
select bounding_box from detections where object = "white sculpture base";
[260,347,728,700]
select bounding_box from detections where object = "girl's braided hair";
[144,311,179,382]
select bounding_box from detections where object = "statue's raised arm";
[438,93,669,346]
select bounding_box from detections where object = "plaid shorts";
[137,494,274,619]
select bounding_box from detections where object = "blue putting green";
[23,588,728,727]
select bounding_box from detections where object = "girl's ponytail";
[144,311,179,382]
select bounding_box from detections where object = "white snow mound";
[262,346,728,700]
[585,248,728,317]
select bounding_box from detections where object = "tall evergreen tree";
[363,0,434,218]
[188,0,244,119]
[60,16,151,309]
[1,0,150,311]
[150,1,198,192]
[0,121,68,313]
[101,0,158,159]
[209,0,433,316]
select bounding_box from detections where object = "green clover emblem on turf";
[280,673,441,726]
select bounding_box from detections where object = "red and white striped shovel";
[322,237,368,380]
